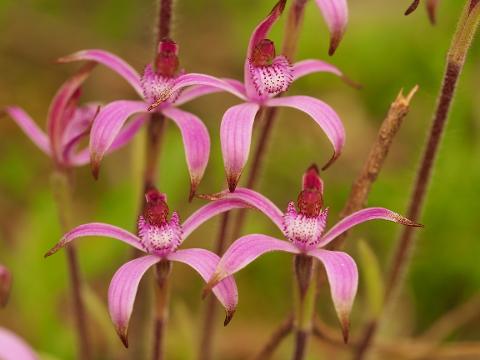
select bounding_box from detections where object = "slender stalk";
[292,255,317,360]
[51,170,91,360]
[198,213,231,360]
[250,315,294,360]
[355,3,480,359]
[152,261,172,360]
[328,86,418,250]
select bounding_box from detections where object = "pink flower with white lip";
[204,165,422,342]
[45,188,255,347]
[148,0,347,191]
[56,39,236,197]
[2,63,143,169]
[0,327,38,360]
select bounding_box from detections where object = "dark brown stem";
[293,331,308,360]
[152,261,172,360]
[355,3,480,359]
[249,315,294,360]
[157,0,173,42]
[143,113,167,193]
[328,86,418,250]
[198,213,231,360]
[51,170,91,360]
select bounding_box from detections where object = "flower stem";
[250,315,294,360]
[51,170,91,360]
[152,261,172,360]
[355,3,480,359]
[292,255,317,360]
[198,212,230,360]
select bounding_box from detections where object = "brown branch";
[249,315,294,360]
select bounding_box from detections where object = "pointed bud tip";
[321,152,339,171]
[224,308,236,326]
[117,328,129,348]
[405,0,420,16]
[328,32,344,56]
[90,156,101,180]
[227,175,239,193]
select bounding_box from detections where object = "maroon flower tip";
[91,159,100,180]
[116,327,129,348]
[155,39,179,77]
[224,308,236,326]
[144,188,169,226]
[251,39,276,66]
[405,0,420,16]
[0,266,12,308]
[302,164,322,191]
[328,32,343,56]
[272,0,287,16]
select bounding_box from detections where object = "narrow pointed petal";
[0,265,12,307]
[220,103,260,191]
[405,0,421,15]
[175,79,247,106]
[47,62,96,162]
[291,59,343,81]
[45,223,144,257]
[314,0,348,55]
[168,249,238,324]
[318,208,423,248]
[108,255,161,347]
[181,199,252,240]
[2,106,51,155]
[426,0,439,24]
[205,234,299,291]
[201,188,284,232]
[58,49,143,96]
[148,73,247,111]
[69,114,147,166]
[89,100,146,178]
[307,249,358,343]
[161,107,210,199]
[266,96,345,169]
[0,328,38,360]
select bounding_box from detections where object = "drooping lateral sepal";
[314,0,349,55]
[0,327,38,360]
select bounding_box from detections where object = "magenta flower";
[204,165,422,341]
[153,0,346,191]
[0,328,38,360]
[0,265,11,308]
[314,0,349,55]
[2,63,143,169]
[44,188,251,347]
[57,40,240,196]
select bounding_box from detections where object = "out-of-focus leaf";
[357,239,384,317]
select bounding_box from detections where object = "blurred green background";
[1,0,480,359]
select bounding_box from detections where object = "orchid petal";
[204,188,284,232]
[108,255,161,347]
[220,103,260,192]
[0,265,12,308]
[69,114,147,166]
[244,0,286,98]
[2,106,51,155]
[161,107,210,199]
[266,95,345,170]
[47,62,96,162]
[291,59,343,81]
[318,207,423,248]
[206,234,299,290]
[0,328,38,360]
[90,100,146,178]
[168,249,238,325]
[182,199,251,240]
[314,0,348,55]
[149,73,247,110]
[427,0,439,24]
[58,49,143,96]
[175,79,246,106]
[45,223,144,257]
[307,249,357,343]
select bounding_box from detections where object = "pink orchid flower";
[2,63,143,169]
[0,264,12,308]
[0,328,38,360]
[57,40,239,196]
[44,188,253,347]
[149,0,347,191]
[315,0,349,55]
[204,165,422,341]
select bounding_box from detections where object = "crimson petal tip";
[405,0,420,16]
[224,308,236,326]
[116,327,129,348]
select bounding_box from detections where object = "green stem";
[51,169,91,360]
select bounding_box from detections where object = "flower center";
[138,189,183,256]
[283,202,328,252]
[248,39,292,97]
[141,39,181,107]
